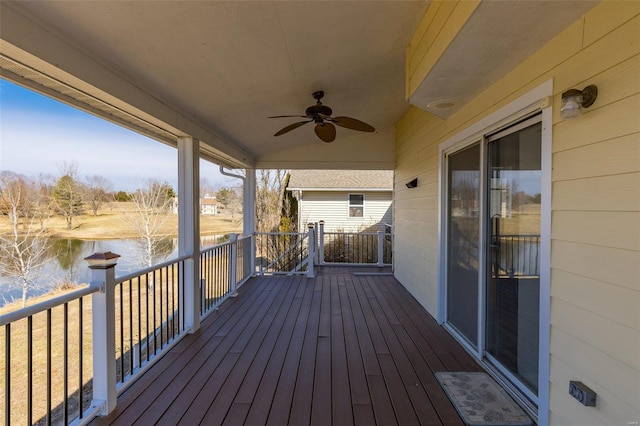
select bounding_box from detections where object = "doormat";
[434,372,533,426]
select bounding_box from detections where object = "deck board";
[92,267,482,426]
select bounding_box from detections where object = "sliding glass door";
[446,144,480,348]
[445,115,542,401]
[485,118,541,396]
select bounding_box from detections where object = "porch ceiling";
[0,1,428,169]
[0,1,597,170]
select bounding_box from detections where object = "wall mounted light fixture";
[560,85,598,119]
[406,178,418,188]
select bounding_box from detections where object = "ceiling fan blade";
[274,120,312,136]
[269,115,309,119]
[315,122,336,143]
[332,116,375,132]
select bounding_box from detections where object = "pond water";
[0,235,228,307]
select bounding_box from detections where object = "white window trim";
[348,193,365,218]
[436,80,552,425]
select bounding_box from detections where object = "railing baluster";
[27,316,32,425]
[145,272,150,362]
[171,264,175,340]
[46,308,51,426]
[137,276,142,366]
[5,323,10,426]
[201,253,206,314]
[152,271,157,356]
[119,281,124,382]
[129,278,133,377]
[78,297,84,420]
[64,302,69,425]
[159,268,164,348]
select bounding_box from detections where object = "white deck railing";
[255,223,316,277]
[0,224,393,425]
[0,234,253,426]
[317,221,392,267]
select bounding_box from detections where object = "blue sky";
[0,79,234,192]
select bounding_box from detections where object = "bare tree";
[84,175,113,216]
[227,185,243,223]
[0,172,51,307]
[51,162,84,230]
[32,174,54,230]
[216,185,243,222]
[119,179,175,268]
[255,169,287,232]
[200,176,218,199]
[280,172,298,232]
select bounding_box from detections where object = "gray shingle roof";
[287,170,393,191]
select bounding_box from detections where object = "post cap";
[85,251,120,269]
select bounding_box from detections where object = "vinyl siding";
[396,2,640,424]
[298,191,392,232]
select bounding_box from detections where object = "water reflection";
[0,234,228,307]
[50,238,85,282]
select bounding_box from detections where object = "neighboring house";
[171,196,220,215]
[287,170,393,232]
[200,195,218,215]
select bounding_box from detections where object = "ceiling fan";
[269,91,375,143]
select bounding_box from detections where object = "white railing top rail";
[200,233,252,253]
[1,250,203,327]
[0,284,99,326]
[256,231,308,237]
[115,253,191,284]
[322,231,390,236]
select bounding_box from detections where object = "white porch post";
[229,233,239,297]
[318,220,325,265]
[377,230,385,267]
[307,223,315,278]
[178,136,201,333]
[244,168,256,275]
[86,251,120,416]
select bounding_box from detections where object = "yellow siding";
[396,1,640,424]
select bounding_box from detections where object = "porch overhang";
[406,0,599,119]
[0,0,599,170]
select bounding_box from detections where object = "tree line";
[1,165,296,307]
[0,162,177,306]
[0,163,177,231]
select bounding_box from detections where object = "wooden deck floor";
[92,267,481,426]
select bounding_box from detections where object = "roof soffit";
[409,0,600,118]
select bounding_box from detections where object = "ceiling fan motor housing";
[306,104,333,119]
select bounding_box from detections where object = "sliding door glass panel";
[447,144,480,348]
[486,120,541,395]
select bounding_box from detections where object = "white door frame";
[437,80,552,425]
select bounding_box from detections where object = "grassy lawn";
[0,202,243,240]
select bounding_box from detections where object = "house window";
[349,194,364,218]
